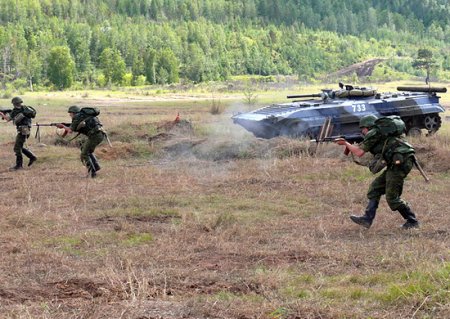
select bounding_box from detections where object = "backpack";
[374,115,405,137]
[80,107,100,117]
[75,107,101,132]
[23,106,37,119]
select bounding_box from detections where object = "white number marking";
[352,104,366,112]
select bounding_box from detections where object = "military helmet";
[68,105,81,113]
[359,114,378,128]
[11,96,23,105]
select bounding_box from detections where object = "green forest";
[1,0,450,91]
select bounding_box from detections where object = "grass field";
[0,82,449,318]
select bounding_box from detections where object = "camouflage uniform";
[69,110,104,177]
[356,127,419,228]
[8,100,37,169]
[361,129,414,210]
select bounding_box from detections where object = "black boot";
[87,163,97,178]
[10,156,23,171]
[88,153,101,171]
[350,199,379,229]
[397,205,419,229]
[22,148,37,167]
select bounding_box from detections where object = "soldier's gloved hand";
[56,123,65,129]
[334,138,347,146]
[61,128,69,138]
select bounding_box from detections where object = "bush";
[96,73,107,87]
[12,78,28,90]
[122,72,133,86]
[135,75,146,86]
[2,90,12,99]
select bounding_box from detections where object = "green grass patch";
[214,291,237,302]
[341,166,372,182]
[122,232,153,246]
[268,307,289,319]
[276,263,450,309]
[44,230,156,253]
[98,196,183,217]
[43,235,85,256]
[376,264,450,304]
[100,206,180,221]
[191,195,306,220]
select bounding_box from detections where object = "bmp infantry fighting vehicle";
[232,83,447,141]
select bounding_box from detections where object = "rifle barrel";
[34,122,71,126]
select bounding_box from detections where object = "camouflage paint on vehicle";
[232,85,446,141]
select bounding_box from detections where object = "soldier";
[57,106,104,178]
[0,97,37,170]
[335,114,419,229]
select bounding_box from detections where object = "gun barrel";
[287,94,322,99]
[34,122,71,127]
[397,86,447,93]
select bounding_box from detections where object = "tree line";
[1,0,450,91]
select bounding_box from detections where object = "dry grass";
[0,91,449,319]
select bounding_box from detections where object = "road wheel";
[423,114,441,134]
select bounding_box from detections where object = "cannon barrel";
[397,86,447,93]
[287,93,322,99]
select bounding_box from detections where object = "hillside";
[328,58,386,78]
[1,0,450,91]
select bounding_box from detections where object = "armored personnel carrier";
[232,83,446,141]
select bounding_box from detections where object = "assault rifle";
[34,122,71,127]
[319,135,346,142]
[33,122,71,142]
[311,135,363,143]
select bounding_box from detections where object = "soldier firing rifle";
[334,115,420,230]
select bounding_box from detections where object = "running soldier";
[57,106,104,178]
[335,115,419,229]
[0,97,37,170]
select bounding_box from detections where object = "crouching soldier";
[335,114,419,229]
[57,106,104,178]
[0,97,37,170]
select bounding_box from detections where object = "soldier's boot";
[9,156,23,171]
[22,149,37,167]
[397,204,419,229]
[350,199,379,229]
[88,153,101,171]
[87,162,97,178]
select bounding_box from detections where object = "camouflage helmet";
[11,96,23,105]
[359,114,378,129]
[67,105,81,113]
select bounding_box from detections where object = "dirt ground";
[0,96,449,319]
